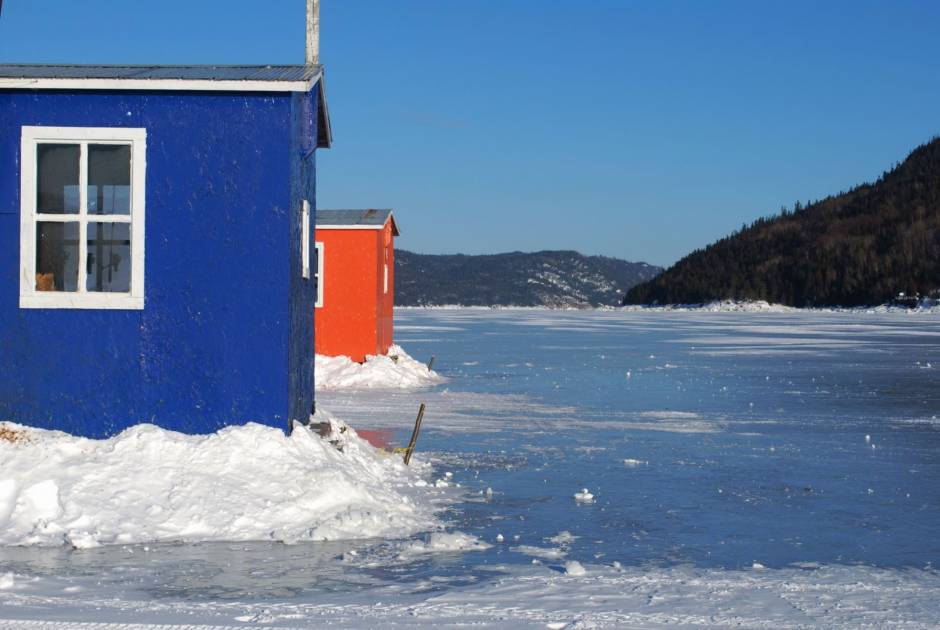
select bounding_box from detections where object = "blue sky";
[1,1,938,266]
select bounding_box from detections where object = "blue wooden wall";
[0,87,319,437]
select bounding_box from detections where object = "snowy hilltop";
[396,249,661,308]
[316,344,445,390]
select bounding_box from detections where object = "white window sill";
[19,294,144,310]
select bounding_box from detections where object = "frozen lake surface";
[2,309,940,628]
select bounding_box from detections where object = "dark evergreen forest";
[624,138,940,306]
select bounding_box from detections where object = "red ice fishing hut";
[314,209,399,362]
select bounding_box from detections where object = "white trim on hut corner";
[0,74,321,93]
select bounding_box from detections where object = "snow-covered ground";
[315,344,444,389]
[0,562,937,628]
[2,308,940,628]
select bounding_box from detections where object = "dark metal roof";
[317,209,399,234]
[0,64,322,82]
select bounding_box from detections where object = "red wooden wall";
[314,221,395,362]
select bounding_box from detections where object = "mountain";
[395,250,661,308]
[624,138,940,307]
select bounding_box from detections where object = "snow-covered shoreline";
[621,298,940,313]
[399,299,940,313]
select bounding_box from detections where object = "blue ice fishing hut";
[0,65,332,437]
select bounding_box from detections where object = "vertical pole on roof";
[306,0,320,65]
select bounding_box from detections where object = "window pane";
[36,222,79,292]
[37,144,80,214]
[88,145,131,215]
[86,222,131,293]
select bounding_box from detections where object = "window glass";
[88,145,131,215]
[86,222,131,293]
[36,222,79,292]
[37,144,80,214]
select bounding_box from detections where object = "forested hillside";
[624,138,940,306]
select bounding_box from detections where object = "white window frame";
[314,241,325,308]
[19,126,147,310]
[383,241,390,295]
[302,200,311,280]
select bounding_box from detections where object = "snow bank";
[316,344,445,390]
[0,412,441,548]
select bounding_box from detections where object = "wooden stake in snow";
[306,0,320,65]
[403,403,426,466]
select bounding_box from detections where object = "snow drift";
[0,412,441,548]
[316,344,445,390]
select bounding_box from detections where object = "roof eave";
[0,70,323,94]
[316,75,333,149]
[316,213,400,235]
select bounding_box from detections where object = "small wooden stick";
[403,403,426,466]
[426,355,436,371]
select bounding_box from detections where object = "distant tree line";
[624,137,940,307]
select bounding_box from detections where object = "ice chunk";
[511,545,566,560]
[574,488,595,504]
[549,531,578,545]
[399,532,492,560]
